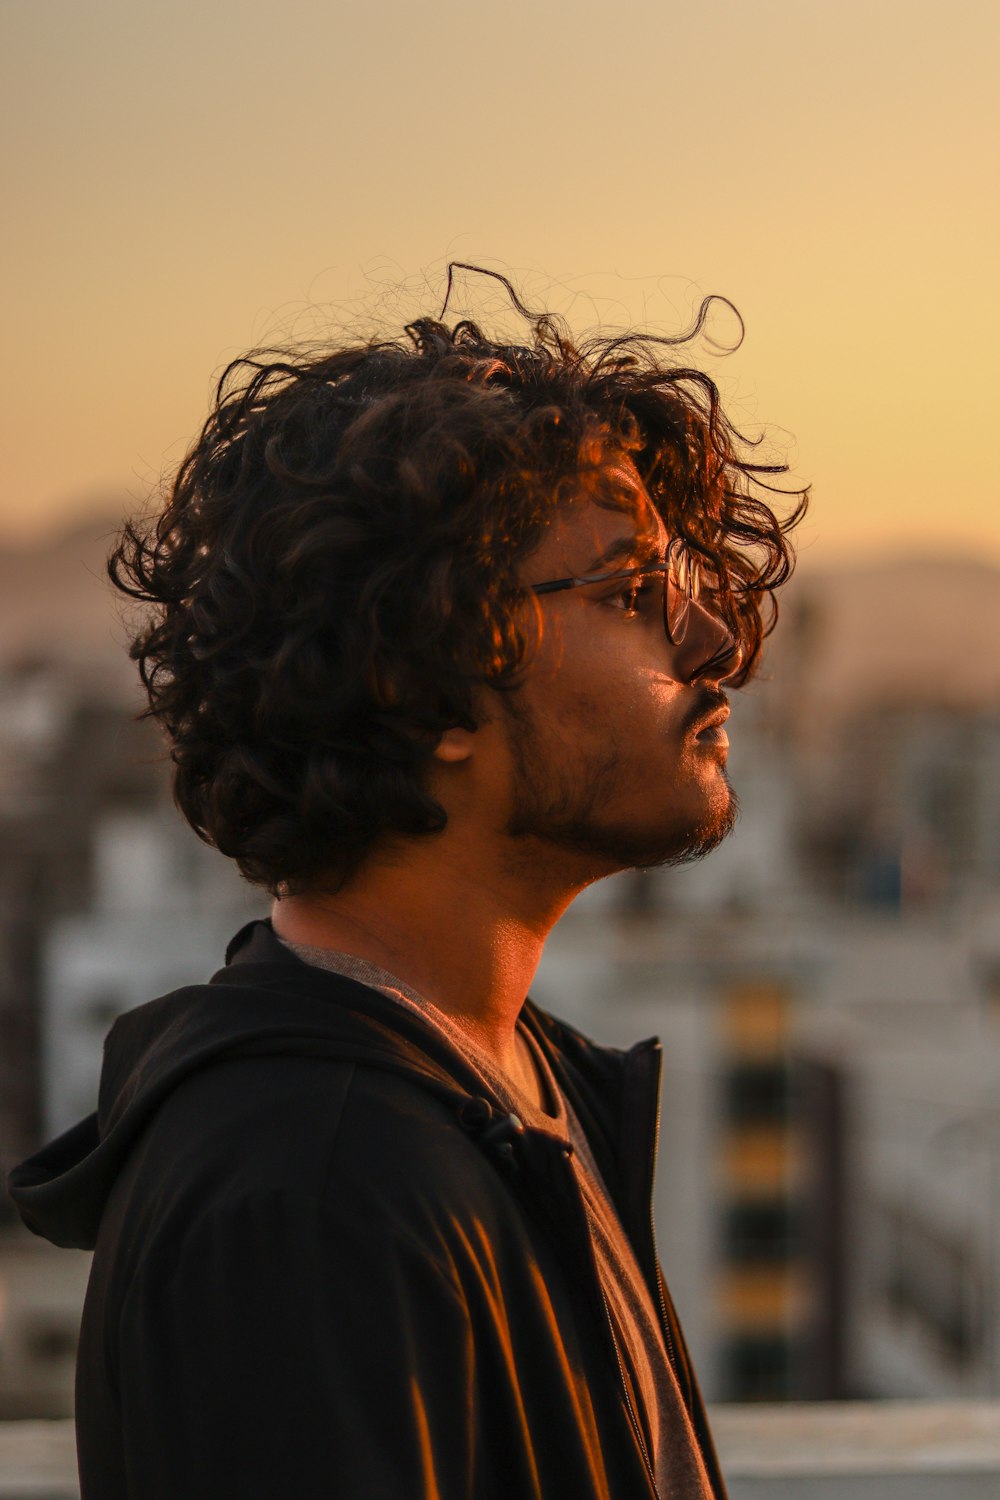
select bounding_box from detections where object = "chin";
[553,781,739,875]
[638,777,739,870]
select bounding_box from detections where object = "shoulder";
[105,1051,507,1270]
[139,1050,471,1197]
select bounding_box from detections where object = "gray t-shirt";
[281,938,713,1500]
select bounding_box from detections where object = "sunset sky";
[2,0,997,567]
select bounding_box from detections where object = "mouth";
[693,704,730,747]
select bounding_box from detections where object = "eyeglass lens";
[664,541,699,646]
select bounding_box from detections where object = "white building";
[42,805,265,1137]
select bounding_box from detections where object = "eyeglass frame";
[529,535,705,647]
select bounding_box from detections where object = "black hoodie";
[8,919,727,1500]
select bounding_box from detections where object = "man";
[9,271,805,1498]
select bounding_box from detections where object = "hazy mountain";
[763,555,1000,725]
[0,519,137,699]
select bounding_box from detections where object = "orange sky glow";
[2,0,998,570]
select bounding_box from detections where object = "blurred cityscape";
[1,522,999,1420]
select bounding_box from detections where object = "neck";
[271,835,588,1079]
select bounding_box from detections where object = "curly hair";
[109,266,808,895]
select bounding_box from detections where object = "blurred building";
[0,662,264,1414]
[43,804,264,1138]
[0,532,266,1414]
[0,663,154,1204]
[798,899,1000,1400]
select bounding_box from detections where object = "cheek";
[529,614,688,738]
[552,672,689,754]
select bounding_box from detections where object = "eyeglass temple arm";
[530,579,579,596]
[530,562,672,597]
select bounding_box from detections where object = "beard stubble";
[501,698,739,873]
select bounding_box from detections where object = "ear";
[432,725,476,764]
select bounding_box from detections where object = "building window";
[720,1333,790,1402]
[723,1198,799,1265]
[722,1061,791,1125]
[879,1201,982,1363]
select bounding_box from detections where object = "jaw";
[503,738,739,883]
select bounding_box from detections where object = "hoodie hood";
[8,920,649,1251]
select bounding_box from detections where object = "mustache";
[682,687,729,734]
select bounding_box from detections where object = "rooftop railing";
[1,1402,999,1499]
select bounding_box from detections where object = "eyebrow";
[581,534,665,574]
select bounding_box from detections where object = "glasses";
[530,536,706,646]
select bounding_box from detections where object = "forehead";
[527,458,666,576]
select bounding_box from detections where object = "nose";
[670,599,743,684]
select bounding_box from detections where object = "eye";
[608,574,659,614]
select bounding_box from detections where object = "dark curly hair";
[110,266,808,895]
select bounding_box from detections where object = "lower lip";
[695,725,729,748]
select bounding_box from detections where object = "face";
[496,463,740,879]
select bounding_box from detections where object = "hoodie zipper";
[621,1040,681,1381]
[588,1213,661,1500]
[627,1045,728,1499]
[561,1048,672,1499]
[645,1071,678,1376]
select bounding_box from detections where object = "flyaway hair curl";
[110,265,808,894]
